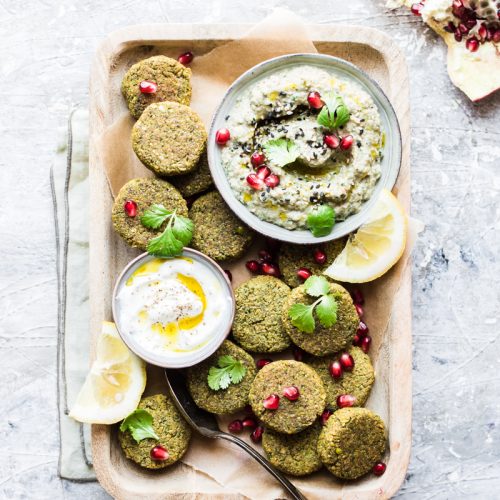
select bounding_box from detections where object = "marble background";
[1,0,499,498]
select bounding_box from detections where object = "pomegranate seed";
[324,134,340,149]
[478,23,487,41]
[283,385,300,401]
[458,23,469,34]
[454,31,463,42]
[465,18,477,30]
[329,360,343,380]
[355,303,364,318]
[245,260,260,273]
[224,269,232,282]
[321,409,334,425]
[264,174,280,188]
[357,321,369,337]
[139,80,158,94]
[215,128,231,145]
[297,267,312,281]
[178,51,193,65]
[466,36,479,51]
[256,358,272,369]
[452,0,465,19]
[246,173,264,190]
[251,151,266,167]
[340,135,354,150]
[351,289,364,305]
[242,417,258,430]
[124,200,138,217]
[263,394,280,410]
[258,249,273,262]
[256,166,271,180]
[228,419,243,433]
[293,346,304,361]
[410,3,423,16]
[307,91,324,109]
[337,394,356,408]
[361,335,372,353]
[150,445,169,461]
[352,334,361,346]
[250,426,264,443]
[313,248,327,265]
[373,462,387,476]
[339,352,355,372]
[261,262,280,277]
[444,21,456,33]
[493,30,500,43]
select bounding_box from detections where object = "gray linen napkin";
[51,107,95,481]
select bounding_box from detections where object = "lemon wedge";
[69,321,146,424]
[324,189,407,283]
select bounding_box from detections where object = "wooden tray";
[89,23,411,500]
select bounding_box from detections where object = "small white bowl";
[111,249,235,368]
[207,53,402,244]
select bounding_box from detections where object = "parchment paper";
[98,9,420,499]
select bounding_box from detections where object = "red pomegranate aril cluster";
[178,51,194,65]
[228,419,243,433]
[466,36,479,52]
[256,358,272,370]
[355,303,364,318]
[258,249,272,263]
[361,335,372,354]
[297,267,312,281]
[339,352,355,371]
[248,164,280,190]
[124,200,138,217]
[256,165,271,179]
[251,426,264,443]
[261,262,280,276]
[215,128,231,145]
[329,360,343,380]
[353,320,372,352]
[373,462,387,476]
[264,173,280,188]
[139,80,158,94]
[242,416,258,430]
[282,385,300,401]
[321,409,334,425]
[150,445,169,461]
[263,394,280,410]
[245,260,260,273]
[307,91,324,109]
[337,394,356,408]
[251,151,266,167]
[246,173,264,190]
[324,134,340,149]
[313,248,327,265]
[246,247,281,277]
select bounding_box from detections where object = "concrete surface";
[0,0,499,499]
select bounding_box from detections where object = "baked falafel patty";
[169,151,213,198]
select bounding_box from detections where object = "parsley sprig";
[317,92,350,131]
[263,138,300,167]
[120,409,159,443]
[288,276,338,334]
[207,355,247,391]
[140,204,193,258]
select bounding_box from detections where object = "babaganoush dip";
[219,65,384,234]
[114,256,233,365]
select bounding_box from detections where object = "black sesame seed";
[225,115,230,121]
[360,129,364,135]
[357,141,362,148]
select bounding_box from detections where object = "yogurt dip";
[220,65,384,230]
[113,252,234,367]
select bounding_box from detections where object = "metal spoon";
[165,369,307,500]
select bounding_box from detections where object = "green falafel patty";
[169,151,213,197]
[187,340,256,414]
[317,407,387,480]
[305,347,375,409]
[282,282,358,356]
[249,360,326,434]
[121,55,192,119]
[112,178,188,251]
[233,276,291,353]
[132,101,206,176]
[279,239,346,289]
[189,191,255,261]
[262,422,323,476]
[118,394,191,469]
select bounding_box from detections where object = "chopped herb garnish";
[207,355,247,391]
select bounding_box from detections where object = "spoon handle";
[217,432,307,500]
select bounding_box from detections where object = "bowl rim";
[111,248,235,368]
[207,52,402,244]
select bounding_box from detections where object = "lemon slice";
[324,189,407,283]
[69,321,146,424]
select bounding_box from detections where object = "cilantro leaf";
[315,294,338,328]
[147,228,184,257]
[307,205,336,237]
[140,204,172,229]
[304,275,330,297]
[317,92,350,130]
[333,101,350,128]
[289,303,315,334]
[119,409,159,443]
[263,139,300,167]
[207,355,247,391]
[171,215,194,246]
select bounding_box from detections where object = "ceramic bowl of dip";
[207,53,402,244]
[112,249,235,368]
